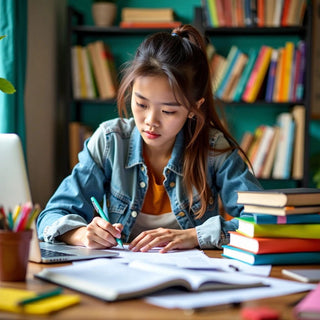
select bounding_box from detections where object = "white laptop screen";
[0,133,32,212]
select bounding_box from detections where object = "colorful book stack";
[222,188,320,265]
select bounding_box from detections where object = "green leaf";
[0,78,16,94]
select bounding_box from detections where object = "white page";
[102,245,271,276]
[145,275,316,309]
[129,260,263,290]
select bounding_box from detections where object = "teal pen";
[90,196,124,248]
[18,287,63,306]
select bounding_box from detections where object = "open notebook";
[0,133,118,263]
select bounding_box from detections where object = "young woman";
[37,24,262,253]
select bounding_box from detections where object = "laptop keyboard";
[41,248,75,257]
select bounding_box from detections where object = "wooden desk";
[0,250,317,320]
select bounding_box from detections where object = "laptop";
[0,133,118,263]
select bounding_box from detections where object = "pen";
[90,196,124,248]
[17,287,63,306]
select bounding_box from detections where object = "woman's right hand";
[58,217,123,249]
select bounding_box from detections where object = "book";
[243,204,320,216]
[242,46,272,103]
[222,52,248,102]
[215,45,240,99]
[265,49,279,102]
[279,42,294,102]
[71,46,81,99]
[294,283,320,319]
[237,188,320,207]
[228,231,320,254]
[272,47,284,102]
[35,259,264,301]
[206,0,219,27]
[282,269,320,283]
[87,41,116,99]
[235,216,320,239]
[294,41,306,101]
[251,125,275,177]
[291,105,305,180]
[121,8,175,22]
[222,245,320,265]
[233,48,259,102]
[81,46,96,99]
[259,126,280,179]
[0,287,80,315]
[272,112,295,179]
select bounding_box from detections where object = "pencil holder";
[0,229,32,281]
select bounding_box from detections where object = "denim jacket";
[37,118,262,249]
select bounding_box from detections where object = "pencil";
[17,287,63,306]
[90,196,124,248]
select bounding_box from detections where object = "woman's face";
[131,75,190,153]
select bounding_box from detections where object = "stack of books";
[119,7,181,29]
[222,188,320,265]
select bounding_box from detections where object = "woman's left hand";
[129,227,199,253]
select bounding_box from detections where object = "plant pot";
[92,2,117,27]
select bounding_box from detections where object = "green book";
[232,48,259,102]
[236,216,320,239]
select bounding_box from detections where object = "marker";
[18,287,63,306]
[90,196,124,248]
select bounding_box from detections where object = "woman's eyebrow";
[134,92,181,107]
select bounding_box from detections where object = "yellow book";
[76,45,87,99]
[0,287,80,315]
[280,42,295,102]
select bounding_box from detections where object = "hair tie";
[171,32,179,37]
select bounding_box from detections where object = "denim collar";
[126,126,184,176]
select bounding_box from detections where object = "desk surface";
[0,250,318,320]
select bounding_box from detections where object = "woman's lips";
[144,130,160,139]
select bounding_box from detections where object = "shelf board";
[72,25,174,36]
[205,26,307,36]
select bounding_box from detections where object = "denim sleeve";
[196,149,263,249]
[37,141,108,242]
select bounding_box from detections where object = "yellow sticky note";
[0,288,80,315]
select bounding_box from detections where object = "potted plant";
[92,0,117,27]
[0,36,16,94]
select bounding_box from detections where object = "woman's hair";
[117,24,242,218]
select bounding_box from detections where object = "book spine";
[233,48,258,102]
[265,49,279,102]
[242,46,272,103]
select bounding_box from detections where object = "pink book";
[294,283,320,320]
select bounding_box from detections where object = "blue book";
[215,46,241,99]
[215,46,240,99]
[222,245,320,265]
[265,49,278,102]
[233,49,259,102]
[244,213,320,224]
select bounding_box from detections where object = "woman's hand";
[129,228,199,253]
[58,217,123,249]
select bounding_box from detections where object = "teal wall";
[67,0,320,187]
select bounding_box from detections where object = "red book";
[228,231,320,254]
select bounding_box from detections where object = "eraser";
[241,306,280,320]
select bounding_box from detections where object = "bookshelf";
[66,1,312,188]
[195,1,312,188]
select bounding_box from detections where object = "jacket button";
[141,165,145,171]
[209,197,214,205]
[131,211,138,218]
[140,181,146,188]
[178,211,185,217]
[169,181,175,188]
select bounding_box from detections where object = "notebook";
[0,133,118,263]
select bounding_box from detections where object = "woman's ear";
[196,97,205,109]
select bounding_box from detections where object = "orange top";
[141,152,172,215]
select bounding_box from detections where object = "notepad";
[282,269,320,283]
[0,287,80,315]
